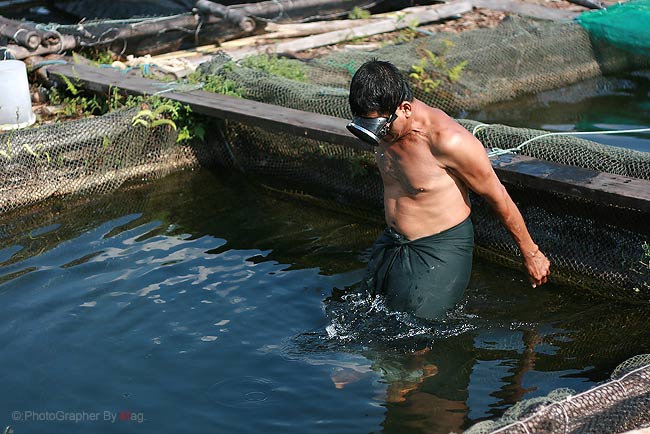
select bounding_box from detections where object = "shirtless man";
[347,60,550,320]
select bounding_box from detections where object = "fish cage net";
[464,354,650,434]
[196,15,650,182]
[0,107,204,214]
[198,15,650,120]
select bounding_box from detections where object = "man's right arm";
[435,127,551,287]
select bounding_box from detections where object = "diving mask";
[346,112,397,146]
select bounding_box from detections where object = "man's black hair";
[349,60,413,117]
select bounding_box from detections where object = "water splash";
[310,287,479,353]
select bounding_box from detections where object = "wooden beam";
[44,63,650,212]
[471,0,581,20]
[491,154,650,212]
[46,63,366,151]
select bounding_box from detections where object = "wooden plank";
[46,63,366,151]
[471,0,581,20]
[263,19,378,39]
[492,154,650,212]
[45,63,650,212]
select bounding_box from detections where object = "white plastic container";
[0,60,36,130]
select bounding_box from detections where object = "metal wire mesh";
[465,354,650,434]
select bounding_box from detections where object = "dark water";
[1,168,649,434]
[466,70,650,153]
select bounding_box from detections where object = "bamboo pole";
[471,0,580,20]
[230,0,362,20]
[262,19,378,39]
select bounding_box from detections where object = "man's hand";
[524,248,551,288]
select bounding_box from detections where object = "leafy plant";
[396,19,419,44]
[348,6,371,20]
[408,41,468,94]
[447,60,468,83]
[240,54,308,82]
[131,104,178,130]
[45,73,203,144]
[125,96,204,144]
[186,65,245,97]
[48,85,103,118]
[56,73,81,97]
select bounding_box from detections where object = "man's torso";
[377,108,471,240]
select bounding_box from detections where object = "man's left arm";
[437,128,551,288]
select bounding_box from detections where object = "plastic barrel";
[0,60,36,130]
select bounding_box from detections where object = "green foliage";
[187,70,245,97]
[396,19,420,44]
[56,73,81,96]
[348,6,371,20]
[408,41,468,94]
[132,105,178,130]
[48,84,103,118]
[76,48,115,66]
[124,96,204,144]
[45,69,205,144]
[240,54,308,82]
[447,60,468,83]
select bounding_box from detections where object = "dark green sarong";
[363,217,474,320]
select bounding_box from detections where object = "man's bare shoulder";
[419,105,473,154]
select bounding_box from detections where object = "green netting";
[199,15,650,116]
[577,0,650,57]
[197,15,650,181]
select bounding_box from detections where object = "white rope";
[471,123,650,158]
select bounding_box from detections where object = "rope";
[471,123,650,158]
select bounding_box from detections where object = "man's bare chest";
[377,148,447,195]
